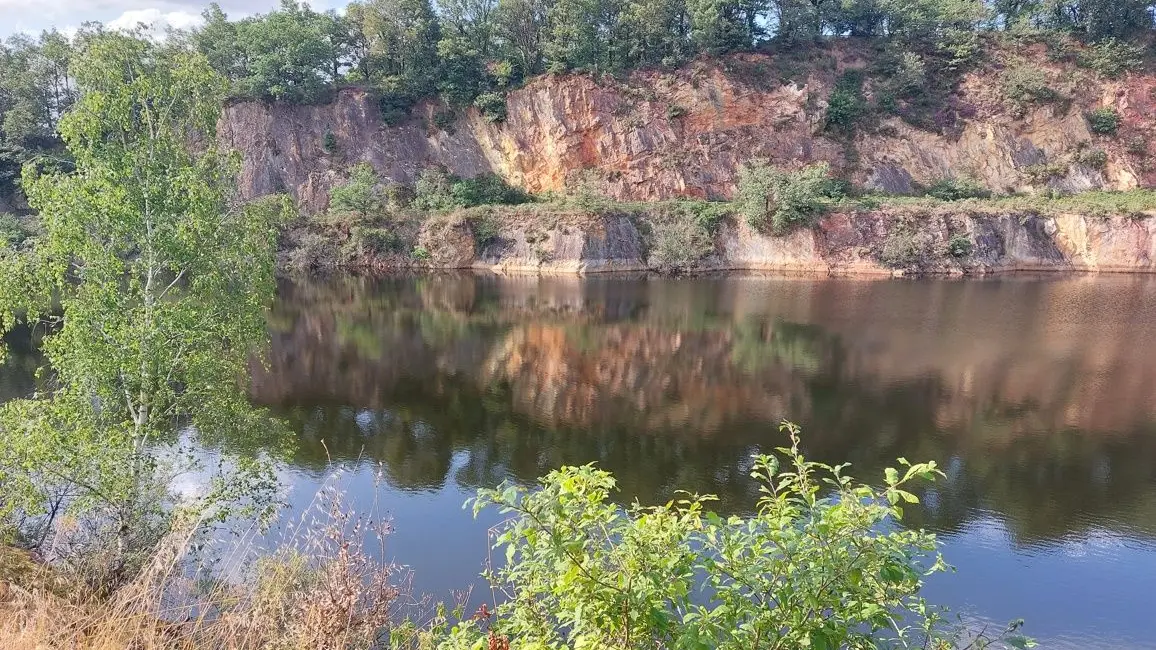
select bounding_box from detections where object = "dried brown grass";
[0,473,435,650]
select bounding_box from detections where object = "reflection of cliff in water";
[250,274,1156,545]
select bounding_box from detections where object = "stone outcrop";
[389,207,1156,276]
[219,46,1155,215]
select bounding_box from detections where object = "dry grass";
[0,472,438,650]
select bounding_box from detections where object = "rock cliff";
[282,204,1156,276]
[219,45,1155,215]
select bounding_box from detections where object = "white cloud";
[0,1,346,38]
[107,8,205,35]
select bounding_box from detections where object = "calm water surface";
[11,273,1156,647]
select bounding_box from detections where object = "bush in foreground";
[443,422,1034,650]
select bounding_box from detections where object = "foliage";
[825,70,866,133]
[1077,38,1144,78]
[412,244,432,260]
[646,204,719,270]
[891,51,928,96]
[666,103,688,119]
[379,90,418,126]
[737,160,840,234]
[1074,147,1108,169]
[926,177,990,200]
[441,423,1033,649]
[1001,65,1059,106]
[466,213,501,248]
[1087,107,1121,135]
[226,0,344,103]
[413,166,459,211]
[0,212,27,248]
[0,33,287,583]
[1023,161,1069,183]
[879,218,940,269]
[414,167,530,211]
[329,162,384,220]
[322,131,338,153]
[474,91,508,122]
[948,232,973,257]
[433,108,457,132]
[0,480,422,650]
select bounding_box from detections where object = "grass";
[0,471,441,650]
[843,189,1156,217]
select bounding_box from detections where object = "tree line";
[180,0,1155,107]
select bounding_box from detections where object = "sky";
[0,0,342,38]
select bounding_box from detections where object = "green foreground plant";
[440,422,1034,650]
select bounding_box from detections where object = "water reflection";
[5,272,1156,646]
[252,274,1156,546]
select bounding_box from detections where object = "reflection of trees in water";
[252,274,1156,545]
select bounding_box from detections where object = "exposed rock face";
[397,209,1156,276]
[219,48,1154,214]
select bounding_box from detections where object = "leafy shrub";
[926,177,990,200]
[474,91,508,123]
[432,109,456,133]
[880,220,939,269]
[286,231,339,272]
[328,163,382,220]
[451,173,530,207]
[412,167,458,211]
[350,225,402,255]
[737,161,839,234]
[679,199,732,233]
[666,104,687,120]
[1087,107,1121,135]
[1023,161,1069,184]
[466,213,501,248]
[825,70,866,133]
[647,206,716,270]
[322,131,337,154]
[441,423,1033,650]
[1002,65,1059,105]
[384,182,414,209]
[379,91,417,127]
[1078,38,1144,78]
[1075,147,1108,169]
[892,51,928,97]
[1125,135,1148,157]
[0,212,27,248]
[413,168,529,211]
[411,245,431,261]
[948,232,974,257]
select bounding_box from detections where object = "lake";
[9,272,1156,647]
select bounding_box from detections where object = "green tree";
[329,162,384,219]
[191,3,245,81]
[493,0,551,78]
[235,0,333,102]
[687,0,750,54]
[737,160,838,234]
[350,0,442,96]
[619,0,691,67]
[0,33,287,581]
[543,0,607,71]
